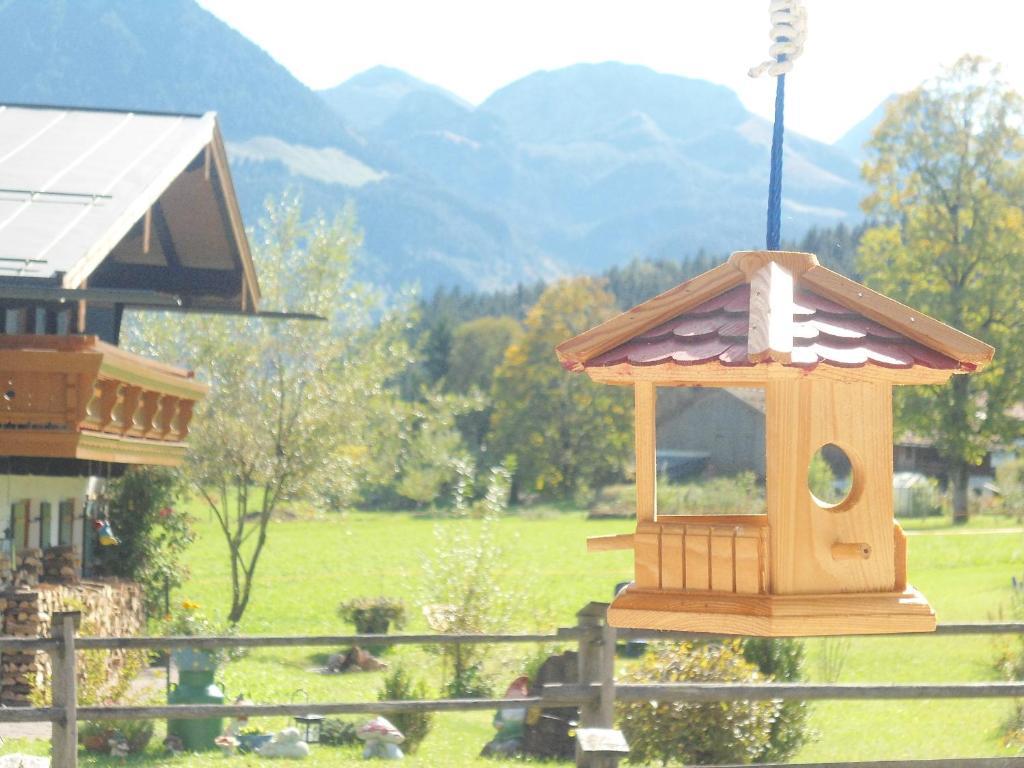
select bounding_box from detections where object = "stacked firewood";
[1,650,39,705]
[15,548,44,588]
[4,590,43,636]
[0,551,11,584]
[0,581,146,706]
[1,591,45,705]
[42,547,80,584]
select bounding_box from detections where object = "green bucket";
[167,651,224,751]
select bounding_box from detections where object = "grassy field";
[2,507,1022,765]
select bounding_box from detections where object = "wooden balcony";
[0,335,207,466]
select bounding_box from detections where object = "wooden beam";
[730,249,818,279]
[748,260,794,364]
[587,533,635,552]
[634,382,657,523]
[142,206,152,255]
[88,262,240,297]
[151,201,184,276]
[832,542,872,560]
[585,361,956,387]
[208,128,261,305]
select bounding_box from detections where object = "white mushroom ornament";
[357,716,405,760]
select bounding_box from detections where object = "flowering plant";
[163,600,220,637]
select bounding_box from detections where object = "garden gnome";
[215,734,239,756]
[163,734,184,755]
[256,727,310,759]
[108,734,130,759]
[481,676,530,757]
[357,717,405,760]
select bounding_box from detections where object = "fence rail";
[2,604,1023,768]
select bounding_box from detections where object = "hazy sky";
[197,0,1024,144]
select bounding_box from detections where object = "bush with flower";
[161,600,238,665]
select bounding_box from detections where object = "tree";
[131,196,412,621]
[444,316,522,456]
[859,56,1024,523]
[489,278,631,499]
[393,389,482,507]
[444,316,522,396]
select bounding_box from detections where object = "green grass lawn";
[3,507,1022,765]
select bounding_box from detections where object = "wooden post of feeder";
[51,610,81,768]
[634,382,656,524]
[633,383,659,589]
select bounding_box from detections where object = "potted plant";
[237,725,274,753]
[163,599,224,671]
[338,597,406,654]
[338,597,406,635]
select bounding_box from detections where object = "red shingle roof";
[556,251,993,385]
[587,284,961,371]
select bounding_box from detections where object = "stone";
[0,753,51,767]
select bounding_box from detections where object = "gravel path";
[0,666,165,741]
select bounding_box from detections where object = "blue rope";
[765,71,786,251]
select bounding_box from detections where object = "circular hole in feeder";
[3,389,15,402]
[808,443,854,508]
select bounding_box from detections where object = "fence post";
[51,610,80,768]
[575,602,617,768]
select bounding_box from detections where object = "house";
[559,250,992,636]
[0,103,260,702]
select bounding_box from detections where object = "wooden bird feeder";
[557,250,993,636]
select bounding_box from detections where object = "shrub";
[91,466,194,616]
[80,719,153,754]
[159,599,240,664]
[742,637,812,762]
[995,592,1024,682]
[319,719,359,746]
[618,641,779,766]
[593,474,767,518]
[337,597,407,634]
[378,666,434,753]
[443,659,492,699]
[32,600,145,708]
[420,512,518,696]
[997,459,1024,522]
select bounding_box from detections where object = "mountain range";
[0,0,884,293]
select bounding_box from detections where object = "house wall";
[656,388,766,477]
[0,475,101,577]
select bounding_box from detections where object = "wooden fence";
[2,602,1024,768]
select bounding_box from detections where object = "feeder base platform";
[607,584,936,636]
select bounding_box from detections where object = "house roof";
[557,251,994,387]
[0,104,259,311]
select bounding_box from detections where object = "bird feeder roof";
[557,251,993,386]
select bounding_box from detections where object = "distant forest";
[416,221,865,331]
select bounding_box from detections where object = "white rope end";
[749,0,807,78]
